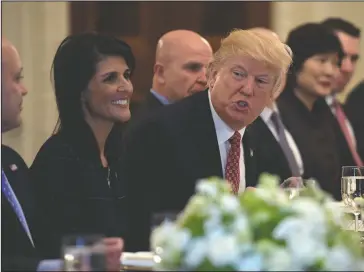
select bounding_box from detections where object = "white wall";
[2,2,69,165]
[271,2,364,102]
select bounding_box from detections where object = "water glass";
[281,177,304,199]
[341,166,364,209]
[150,211,178,257]
[62,234,106,271]
[151,211,178,230]
[341,166,364,232]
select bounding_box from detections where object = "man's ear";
[271,72,287,100]
[271,88,281,101]
[80,90,86,103]
[208,70,218,89]
[154,63,165,84]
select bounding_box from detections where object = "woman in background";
[30,32,135,266]
[277,23,344,200]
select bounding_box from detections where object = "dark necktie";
[225,131,241,194]
[270,112,301,177]
[1,169,34,246]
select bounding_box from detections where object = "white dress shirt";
[326,95,357,148]
[208,91,246,192]
[260,104,304,176]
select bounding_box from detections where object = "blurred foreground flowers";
[151,174,364,271]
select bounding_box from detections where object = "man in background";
[131,29,213,120]
[321,18,363,166]
[345,80,364,159]
[2,37,45,271]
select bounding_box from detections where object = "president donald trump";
[123,28,293,251]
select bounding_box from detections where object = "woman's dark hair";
[283,23,344,92]
[51,32,135,133]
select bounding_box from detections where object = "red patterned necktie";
[333,99,363,166]
[225,131,241,194]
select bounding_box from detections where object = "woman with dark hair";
[277,23,344,200]
[30,32,135,263]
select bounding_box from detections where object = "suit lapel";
[243,126,258,187]
[188,91,223,179]
[255,117,291,166]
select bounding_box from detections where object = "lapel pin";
[9,164,18,171]
[250,149,254,157]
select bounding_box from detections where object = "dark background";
[70,1,271,103]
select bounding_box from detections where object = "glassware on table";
[151,211,178,231]
[62,234,106,271]
[281,177,305,199]
[150,211,179,265]
[341,166,364,208]
[341,166,364,231]
[280,177,318,199]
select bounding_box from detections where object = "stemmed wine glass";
[341,166,364,232]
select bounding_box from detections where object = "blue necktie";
[1,169,34,247]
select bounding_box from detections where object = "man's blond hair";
[207,28,292,94]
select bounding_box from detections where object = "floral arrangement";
[151,174,364,271]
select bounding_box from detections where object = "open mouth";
[111,99,129,106]
[234,100,249,111]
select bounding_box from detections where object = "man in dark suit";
[321,18,363,167]
[1,38,46,271]
[130,30,213,121]
[345,80,364,159]
[123,29,293,252]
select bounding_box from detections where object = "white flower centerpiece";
[151,174,364,271]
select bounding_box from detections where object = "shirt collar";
[208,90,246,145]
[325,95,335,108]
[150,89,171,105]
[260,102,279,123]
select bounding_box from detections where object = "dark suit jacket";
[277,92,341,200]
[345,80,364,160]
[122,91,258,252]
[329,105,357,168]
[129,92,164,123]
[127,92,165,135]
[30,123,127,259]
[249,116,309,182]
[135,92,164,114]
[1,145,40,271]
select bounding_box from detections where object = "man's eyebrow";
[232,64,247,71]
[183,61,203,66]
[15,67,23,77]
